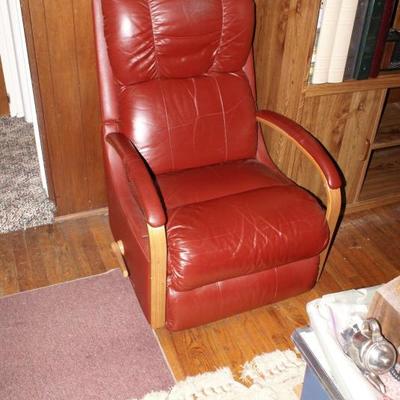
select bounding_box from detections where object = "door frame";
[0,0,53,198]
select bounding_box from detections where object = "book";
[380,29,400,70]
[327,0,359,82]
[354,0,387,80]
[312,0,343,84]
[369,0,396,77]
[309,1,325,82]
[343,0,369,80]
[380,41,396,69]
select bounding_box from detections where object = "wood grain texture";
[387,88,400,104]
[373,101,400,149]
[0,59,9,117]
[0,204,399,380]
[256,115,342,279]
[254,0,320,120]
[21,0,106,215]
[259,90,386,206]
[71,0,105,209]
[148,224,167,329]
[368,275,400,352]
[345,193,400,214]
[0,214,116,297]
[111,241,128,278]
[304,74,400,97]
[318,188,341,280]
[359,146,400,202]
[300,90,387,204]
[253,0,400,213]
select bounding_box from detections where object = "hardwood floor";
[0,204,399,381]
[0,210,116,296]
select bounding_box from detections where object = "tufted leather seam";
[191,78,200,149]
[165,182,293,214]
[158,80,175,170]
[212,76,228,161]
[211,0,226,71]
[147,0,160,78]
[273,267,278,300]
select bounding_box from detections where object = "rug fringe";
[130,349,305,400]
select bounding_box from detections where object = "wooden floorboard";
[0,204,399,381]
[0,215,117,296]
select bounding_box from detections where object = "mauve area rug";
[0,269,174,400]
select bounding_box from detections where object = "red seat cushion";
[157,159,290,209]
[159,160,329,291]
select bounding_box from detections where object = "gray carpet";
[0,117,55,233]
[0,269,174,400]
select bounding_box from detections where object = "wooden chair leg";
[317,188,342,280]
[147,224,167,329]
[111,231,167,328]
[111,240,129,278]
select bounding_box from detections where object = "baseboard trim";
[55,207,109,223]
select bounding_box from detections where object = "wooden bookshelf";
[372,102,400,149]
[304,73,400,98]
[254,0,400,213]
[359,146,400,201]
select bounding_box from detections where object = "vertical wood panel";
[254,0,320,119]
[254,0,328,204]
[253,1,392,207]
[22,0,106,215]
[0,58,9,116]
[72,0,106,209]
[298,90,386,203]
[43,0,88,212]
[259,90,386,206]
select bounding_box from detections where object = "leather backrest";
[98,0,257,174]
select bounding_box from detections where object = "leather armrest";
[256,110,342,189]
[106,133,166,227]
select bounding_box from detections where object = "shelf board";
[372,133,400,149]
[346,193,400,214]
[372,102,400,149]
[304,73,400,98]
[359,146,400,202]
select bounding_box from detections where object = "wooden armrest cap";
[256,110,342,189]
[106,132,166,227]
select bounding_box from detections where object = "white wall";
[0,0,48,194]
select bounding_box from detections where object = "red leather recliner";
[92,0,342,331]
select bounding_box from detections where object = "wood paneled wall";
[253,0,394,208]
[253,0,327,202]
[21,0,107,216]
[300,90,387,203]
[254,0,321,120]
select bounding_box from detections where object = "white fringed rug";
[132,349,305,400]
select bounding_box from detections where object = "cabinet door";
[302,90,388,204]
[301,90,387,204]
[262,89,386,206]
